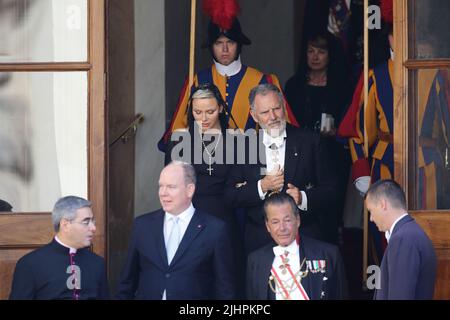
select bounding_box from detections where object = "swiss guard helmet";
[204,18,251,48]
[202,0,251,55]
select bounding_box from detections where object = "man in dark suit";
[225,83,337,254]
[365,179,437,300]
[116,161,236,300]
[246,193,347,300]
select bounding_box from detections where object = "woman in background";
[285,31,351,245]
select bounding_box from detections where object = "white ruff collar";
[214,56,242,77]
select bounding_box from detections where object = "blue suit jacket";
[374,215,437,300]
[116,209,236,300]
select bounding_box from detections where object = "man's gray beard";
[263,121,286,138]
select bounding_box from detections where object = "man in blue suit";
[116,161,236,300]
[365,179,437,300]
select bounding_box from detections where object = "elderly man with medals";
[246,192,348,300]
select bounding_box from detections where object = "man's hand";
[286,183,302,205]
[261,166,284,193]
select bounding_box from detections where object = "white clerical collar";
[385,213,408,242]
[273,239,299,257]
[55,236,77,254]
[165,203,195,223]
[390,48,395,61]
[214,55,242,77]
[263,129,287,149]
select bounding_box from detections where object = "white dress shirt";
[262,129,287,173]
[385,213,408,243]
[163,204,195,245]
[162,204,195,300]
[257,130,308,211]
[272,240,308,300]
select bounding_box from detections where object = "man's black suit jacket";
[246,235,348,300]
[116,209,236,300]
[224,125,338,254]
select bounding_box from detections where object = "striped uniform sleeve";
[348,71,378,181]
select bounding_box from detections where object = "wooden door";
[393,0,450,299]
[0,0,105,299]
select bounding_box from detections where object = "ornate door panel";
[394,0,450,299]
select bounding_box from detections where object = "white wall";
[240,0,296,86]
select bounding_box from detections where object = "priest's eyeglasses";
[71,218,96,227]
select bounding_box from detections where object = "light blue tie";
[166,217,181,265]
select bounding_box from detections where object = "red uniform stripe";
[281,254,310,300]
[271,267,291,300]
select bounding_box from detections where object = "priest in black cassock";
[9,196,109,300]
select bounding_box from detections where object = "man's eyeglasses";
[70,218,96,227]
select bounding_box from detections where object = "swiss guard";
[158,0,298,152]
[337,0,394,263]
